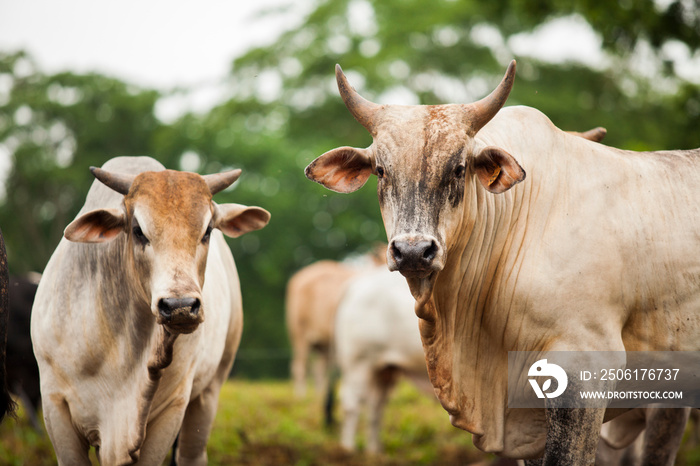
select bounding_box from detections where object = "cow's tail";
[0,229,17,423]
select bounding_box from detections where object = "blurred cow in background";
[0,228,15,424]
[6,274,41,431]
[286,260,359,400]
[286,244,386,400]
[334,266,431,454]
[596,406,691,466]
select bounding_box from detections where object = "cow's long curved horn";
[90,167,135,195]
[203,169,242,195]
[336,64,382,135]
[465,60,516,135]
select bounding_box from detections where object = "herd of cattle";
[1,59,700,465]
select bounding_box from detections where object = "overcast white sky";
[1,0,651,108]
[0,0,300,87]
[0,0,313,120]
[0,1,608,87]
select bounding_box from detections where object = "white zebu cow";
[31,156,270,465]
[335,266,431,453]
[306,61,700,464]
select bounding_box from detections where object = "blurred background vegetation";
[1,0,699,378]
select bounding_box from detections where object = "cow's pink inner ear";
[215,204,271,238]
[305,146,372,193]
[64,208,126,243]
[474,146,525,194]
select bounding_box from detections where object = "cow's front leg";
[175,381,227,466]
[291,340,310,398]
[365,366,398,454]
[42,394,91,466]
[133,397,187,465]
[339,362,372,451]
[543,406,605,465]
[523,407,605,465]
[528,337,625,465]
[640,406,690,466]
[313,349,331,398]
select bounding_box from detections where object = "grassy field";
[2,379,700,465]
[0,379,491,465]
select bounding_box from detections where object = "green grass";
[207,379,488,465]
[3,379,700,465]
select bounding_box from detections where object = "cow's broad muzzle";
[388,235,444,278]
[156,297,203,334]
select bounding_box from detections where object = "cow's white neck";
[84,236,184,461]
[411,113,545,454]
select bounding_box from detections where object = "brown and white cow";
[31,156,270,465]
[596,406,690,466]
[286,245,386,400]
[286,260,361,399]
[306,61,700,464]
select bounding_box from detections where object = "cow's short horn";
[465,60,516,135]
[203,169,242,195]
[90,167,135,195]
[336,64,382,135]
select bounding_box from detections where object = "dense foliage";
[1,0,699,377]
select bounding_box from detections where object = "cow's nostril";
[158,298,172,320]
[390,243,403,262]
[190,298,201,317]
[422,241,438,262]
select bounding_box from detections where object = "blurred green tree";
[0,51,166,273]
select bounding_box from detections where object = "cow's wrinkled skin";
[306,62,700,463]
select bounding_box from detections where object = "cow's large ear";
[305,146,372,193]
[64,208,126,243]
[215,203,271,238]
[474,146,525,194]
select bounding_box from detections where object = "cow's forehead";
[374,104,469,166]
[125,170,212,222]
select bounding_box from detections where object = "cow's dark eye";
[454,164,466,179]
[133,225,149,245]
[202,225,213,243]
[376,166,385,179]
